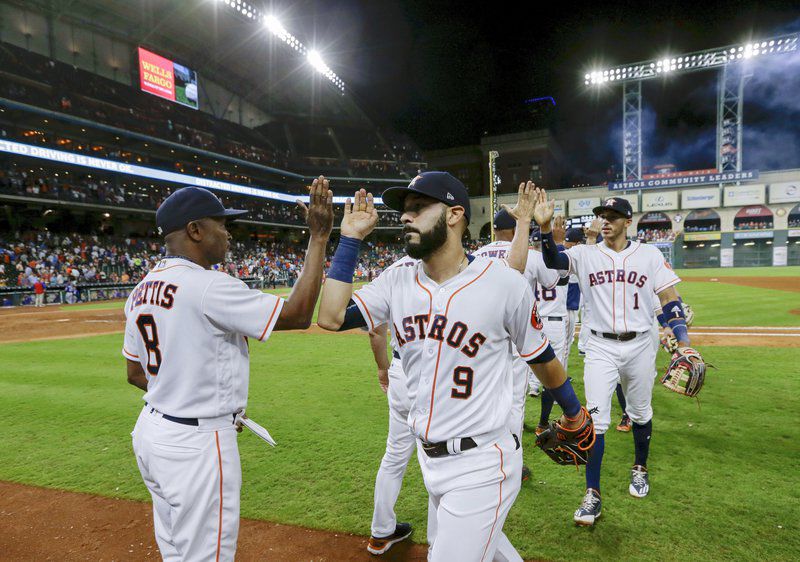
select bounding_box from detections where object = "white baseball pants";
[132,405,241,562]
[583,332,656,434]
[562,310,579,372]
[419,431,522,562]
[528,318,566,392]
[371,358,416,537]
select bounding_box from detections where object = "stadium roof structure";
[12,0,372,126]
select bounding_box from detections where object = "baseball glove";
[660,332,679,354]
[535,406,595,466]
[661,346,707,397]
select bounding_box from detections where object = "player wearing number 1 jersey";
[318,172,593,561]
[123,181,333,560]
[534,193,693,526]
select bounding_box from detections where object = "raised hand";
[553,215,566,245]
[341,188,378,240]
[296,175,334,239]
[502,181,538,222]
[533,188,555,228]
[585,217,603,244]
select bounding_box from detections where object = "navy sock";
[586,433,605,491]
[615,383,627,414]
[539,389,555,426]
[633,420,652,467]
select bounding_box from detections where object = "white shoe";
[629,465,650,498]
[574,488,602,526]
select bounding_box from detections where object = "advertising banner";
[0,139,363,205]
[684,232,721,241]
[773,246,788,266]
[615,194,638,213]
[138,47,199,110]
[568,197,600,216]
[554,200,565,215]
[609,170,758,191]
[642,191,679,211]
[681,187,721,209]
[788,229,800,238]
[733,230,774,240]
[723,184,765,206]
[769,182,800,204]
[720,248,734,267]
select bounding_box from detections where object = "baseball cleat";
[521,465,532,483]
[616,415,631,432]
[629,465,650,498]
[367,522,413,555]
[574,488,602,526]
[529,388,541,398]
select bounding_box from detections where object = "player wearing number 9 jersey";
[318,173,591,562]
[123,181,333,561]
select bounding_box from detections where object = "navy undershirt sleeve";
[541,231,570,270]
[338,299,368,331]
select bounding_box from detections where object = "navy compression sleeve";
[541,231,570,270]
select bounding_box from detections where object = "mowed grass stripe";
[1,332,799,561]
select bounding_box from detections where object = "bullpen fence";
[0,276,289,308]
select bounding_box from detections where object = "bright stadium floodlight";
[259,15,345,93]
[584,32,798,86]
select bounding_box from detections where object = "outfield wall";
[467,168,800,268]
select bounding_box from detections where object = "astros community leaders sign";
[609,170,759,191]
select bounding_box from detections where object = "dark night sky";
[283,0,800,180]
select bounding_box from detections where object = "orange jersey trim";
[258,298,283,341]
[215,431,223,562]
[123,347,139,359]
[480,444,506,562]
[519,337,550,359]
[149,264,193,273]
[352,293,375,331]
[424,261,493,441]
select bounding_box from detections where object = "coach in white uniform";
[123,181,333,561]
[318,173,592,561]
[533,193,691,526]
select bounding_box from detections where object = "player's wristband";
[548,378,581,418]
[656,312,669,328]
[327,236,361,283]
[668,318,689,344]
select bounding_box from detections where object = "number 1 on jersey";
[633,292,640,310]
[136,314,162,375]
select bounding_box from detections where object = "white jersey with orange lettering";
[561,241,680,434]
[122,256,284,561]
[352,255,550,562]
[472,240,561,426]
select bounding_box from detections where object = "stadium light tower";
[585,33,799,179]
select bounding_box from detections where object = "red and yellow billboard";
[138,47,199,110]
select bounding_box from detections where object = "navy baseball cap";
[156,186,248,235]
[382,171,471,222]
[565,227,586,243]
[593,196,633,219]
[493,208,516,230]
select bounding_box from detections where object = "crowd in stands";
[0,43,423,179]
[734,219,773,230]
[789,216,800,228]
[0,162,403,227]
[684,223,720,233]
[636,228,676,243]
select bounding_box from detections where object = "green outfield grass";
[1,330,798,561]
[674,265,800,277]
[677,281,800,326]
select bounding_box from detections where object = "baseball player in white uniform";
[366,256,417,555]
[533,193,694,526]
[318,172,593,561]
[472,208,562,441]
[124,180,333,560]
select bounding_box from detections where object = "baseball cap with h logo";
[382,171,471,222]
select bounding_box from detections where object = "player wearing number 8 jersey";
[533,192,693,526]
[123,181,333,560]
[318,173,592,561]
